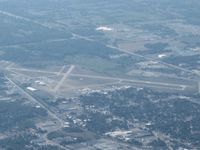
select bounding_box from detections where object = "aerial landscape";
[0,0,200,149]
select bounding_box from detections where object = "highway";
[107,45,200,77]
[0,10,53,30]
[5,75,65,126]
[0,38,69,49]
[0,8,198,79]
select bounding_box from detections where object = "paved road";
[5,75,65,126]
[0,8,198,79]
[107,45,200,77]
[0,10,53,30]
